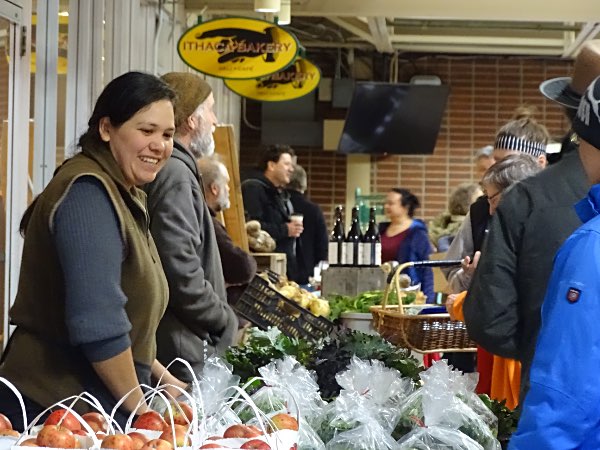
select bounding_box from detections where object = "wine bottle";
[328,205,346,266]
[360,206,381,266]
[343,205,363,266]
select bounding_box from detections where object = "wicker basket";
[234,271,334,343]
[371,261,477,353]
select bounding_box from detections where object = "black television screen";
[338,82,450,155]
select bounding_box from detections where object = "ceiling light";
[254,0,280,13]
[277,0,290,25]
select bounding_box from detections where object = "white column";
[64,0,104,156]
[4,0,31,346]
[32,0,58,193]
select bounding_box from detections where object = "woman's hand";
[151,360,189,399]
[91,348,149,415]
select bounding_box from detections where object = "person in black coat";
[286,165,329,285]
[242,145,303,281]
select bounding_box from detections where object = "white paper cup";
[290,214,303,224]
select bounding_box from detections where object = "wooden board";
[214,125,249,252]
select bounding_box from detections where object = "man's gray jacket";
[144,142,238,381]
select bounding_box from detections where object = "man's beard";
[216,189,230,211]
[189,130,215,158]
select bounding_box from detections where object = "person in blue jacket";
[509,76,600,449]
[379,188,434,302]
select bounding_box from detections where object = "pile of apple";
[7,401,196,450]
[198,412,299,450]
[0,402,298,450]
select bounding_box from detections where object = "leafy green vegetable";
[308,330,423,400]
[478,394,520,442]
[326,290,412,321]
[225,327,317,383]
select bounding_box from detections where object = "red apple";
[163,402,193,427]
[141,438,173,450]
[82,412,108,433]
[72,429,88,437]
[18,438,39,447]
[223,424,260,439]
[240,439,271,450]
[127,432,149,450]
[0,429,19,437]
[198,445,223,449]
[269,413,298,432]
[246,425,263,436]
[44,409,82,432]
[101,434,134,450]
[159,424,190,447]
[0,413,13,431]
[133,412,166,432]
[36,425,78,449]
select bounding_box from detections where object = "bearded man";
[144,73,238,381]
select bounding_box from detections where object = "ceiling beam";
[367,17,394,53]
[326,16,375,46]
[390,34,565,48]
[185,0,600,22]
[563,23,600,57]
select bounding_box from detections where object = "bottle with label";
[343,205,363,266]
[360,206,382,266]
[328,205,346,266]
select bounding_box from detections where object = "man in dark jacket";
[144,73,238,381]
[464,41,599,404]
[286,165,328,285]
[197,155,257,308]
[242,145,302,281]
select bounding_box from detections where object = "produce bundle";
[246,221,276,253]
[326,286,426,321]
[397,426,484,450]
[225,328,512,447]
[257,272,330,318]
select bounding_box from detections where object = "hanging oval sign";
[224,57,321,102]
[178,17,299,79]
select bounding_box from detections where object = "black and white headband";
[494,133,546,157]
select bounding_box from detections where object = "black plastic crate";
[235,272,334,342]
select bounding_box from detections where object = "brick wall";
[240,56,573,227]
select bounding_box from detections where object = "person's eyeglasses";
[486,191,502,202]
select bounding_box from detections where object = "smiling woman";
[0,71,187,430]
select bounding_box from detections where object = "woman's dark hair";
[78,71,176,150]
[20,72,175,236]
[390,188,420,217]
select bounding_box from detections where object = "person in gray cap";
[464,43,596,406]
[509,75,600,449]
[144,72,238,381]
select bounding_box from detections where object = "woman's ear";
[99,117,111,142]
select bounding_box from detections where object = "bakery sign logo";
[224,57,321,102]
[178,17,299,79]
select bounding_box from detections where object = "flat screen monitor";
[338,82,450,155]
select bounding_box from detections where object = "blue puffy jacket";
[509,184,600,449]
[379,220,434,302]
